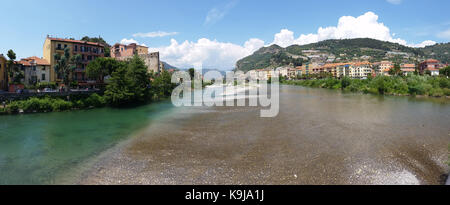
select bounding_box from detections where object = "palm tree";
[54,47,81,91]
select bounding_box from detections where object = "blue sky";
[1,0,449,69]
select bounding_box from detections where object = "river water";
[1,85,449,184]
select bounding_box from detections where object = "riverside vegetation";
[283,75,450,97]
[0,55,176,115]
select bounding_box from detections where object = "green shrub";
[284,75,450,97]
[7,102,20,113]
[84,93,106,108]
[51,99,73,111]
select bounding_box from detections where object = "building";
[419,59,443,76]
[110,43,149,58]
[287,67,298,79]
[111,42,162,73]
[350,62,372,79]
[43,36,106,84]
[276,67,289,78]
[379,61,393,76]
[310,62,372,79]
[16,56,51,85]
[0,54,7,90]
[400,64,416,76]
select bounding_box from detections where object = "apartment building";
[110,43,149,58]
[111,42,161,73]
[43,36,105,83]
[16,56,51,85]
[350,62,372,79]
[379,61,393,76]
[0,54,7,90]
[310,62,372,79]
[419,59,443,76]
[400,64,416,76]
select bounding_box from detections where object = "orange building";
[43,36,106,84]
[400,64,416,76]
[110,43,149,58]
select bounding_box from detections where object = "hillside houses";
[247,59,447,80]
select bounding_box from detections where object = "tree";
[440,66,450,77]
[54,47,81,91]
[86,57,120,82]
[6,49,23,84]
[104,55,151,106]
[81,36,111,57]
[389,64,402,76]
[150,70,175,100]
[188,68,195,79]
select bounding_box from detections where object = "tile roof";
[47,37,105,47]
[422,59,440,63]
[17,56,50,66]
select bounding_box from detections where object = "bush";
[7,102,20,113]
[51,99,73,111]
[284,75,450,97]
[84,93,106,108]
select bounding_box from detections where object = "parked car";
[15,89,31,94]
[42,88,58,93]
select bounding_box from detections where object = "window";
[42,73,45,81]
[74,45,78,51]
[64,44,67,48]
[87,55,92,61]
[57,44,61,50]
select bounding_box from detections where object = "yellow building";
[43,36,105,83]
[0,54,7,91]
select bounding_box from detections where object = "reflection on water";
[78,85,450,185]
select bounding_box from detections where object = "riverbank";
[74,86,450,185]
[282,75,450,98]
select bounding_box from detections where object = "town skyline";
[1,0,450,70]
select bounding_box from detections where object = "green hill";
[236,38,449,72]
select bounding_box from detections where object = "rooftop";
[17,56,50,66]
[47,37,105,47]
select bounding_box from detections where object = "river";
[1,85,449,184]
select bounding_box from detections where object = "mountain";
[161,61,178,70]
[236,38,450,72]
[419,43,450,64]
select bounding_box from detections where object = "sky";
[1,0,449,70]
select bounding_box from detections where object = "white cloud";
[386,0,402,5]
[205,0,238,25]
[437,28,450,39]
[120,38,138,45]
[149,38,264,70]
[149,11,437,70]
[133,31,178,38]
[119,38,147,47]
[270,12,435,48]
[409,40,437,48]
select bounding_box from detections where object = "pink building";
[110,43,149,58]
[419,59,444,76]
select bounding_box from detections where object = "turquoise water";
[0,102,174,184]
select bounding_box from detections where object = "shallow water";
[1,86,449,184]
[0,102,175,184]
[78,86,450,185]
